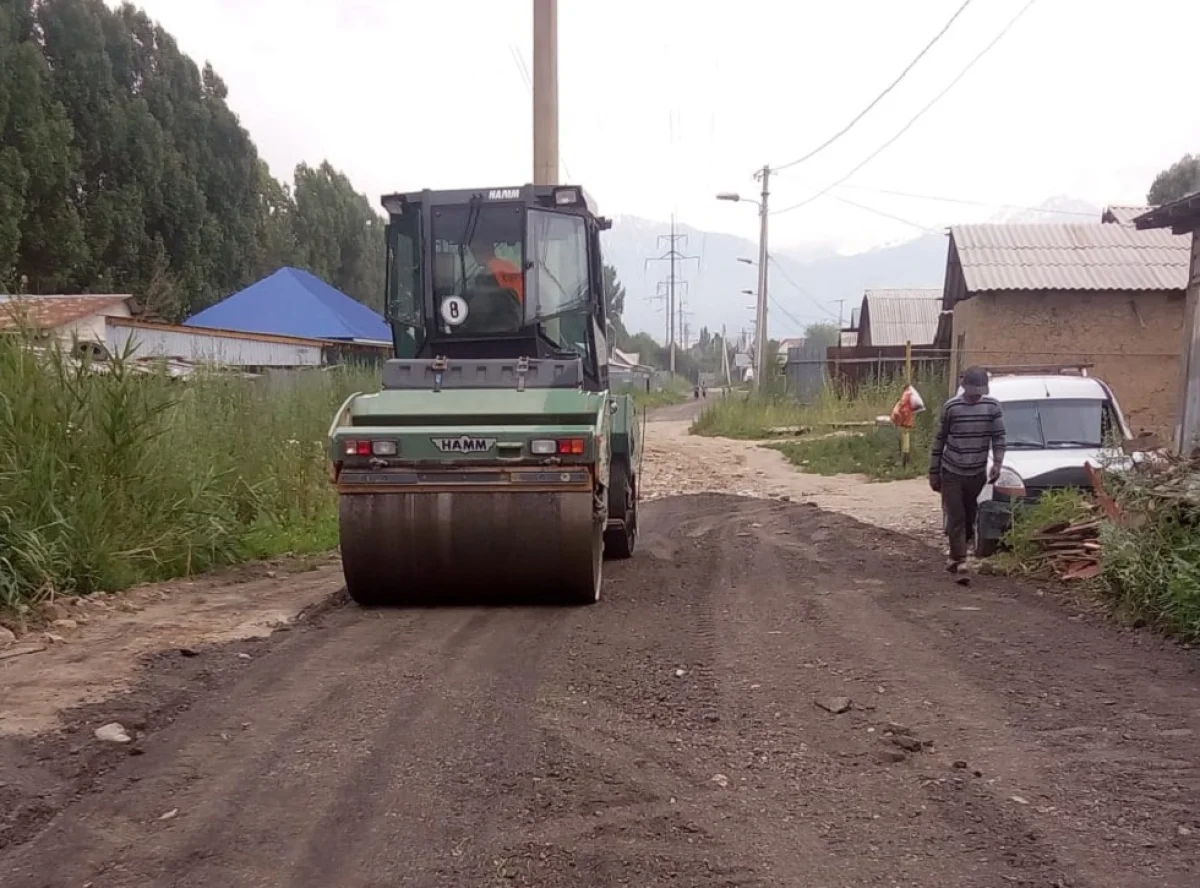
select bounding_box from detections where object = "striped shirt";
[930,395,1006,478]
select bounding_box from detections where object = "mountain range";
[601,196,1103,342]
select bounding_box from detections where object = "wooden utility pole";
[532,0,559,186]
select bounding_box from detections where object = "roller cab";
[330,184,640,606]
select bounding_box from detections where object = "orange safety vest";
[487,257,524,303]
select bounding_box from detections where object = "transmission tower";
[643,214,699,374]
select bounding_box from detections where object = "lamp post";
[717,166,771,391]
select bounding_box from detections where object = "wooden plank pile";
[1028,513,1103,581]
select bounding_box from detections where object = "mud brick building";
[937,222,1192,437]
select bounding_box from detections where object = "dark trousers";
[941,471,987,561]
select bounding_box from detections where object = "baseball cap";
[962,366,989,397]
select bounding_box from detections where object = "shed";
[0,294,133,346]
[1134,192,1200,451]
[185,267,391,344]
[108,318,390,371]
[940,222,1192,436]
[855,289,941,348]
[1102,205,1152,227]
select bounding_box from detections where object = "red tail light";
[557,438,585,455]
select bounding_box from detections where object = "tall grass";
[690,370,948,481]
[691,371,948,439]
[0,334,376,611]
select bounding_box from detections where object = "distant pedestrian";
[929,366,1006,573]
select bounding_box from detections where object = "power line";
[767,254,841,322]
[835,183,1099,218]
[772,0,1040,218]
[773,0,975,174]
[825,192,947,235]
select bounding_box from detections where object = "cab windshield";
[430,204,525,336]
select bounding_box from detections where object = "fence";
[824,345,950,394]
[783,340,830,401]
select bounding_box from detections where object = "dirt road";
[2,405,1198,887]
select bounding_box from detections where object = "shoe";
[945,558,965,574]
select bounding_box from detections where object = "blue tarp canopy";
[185,267,392,342]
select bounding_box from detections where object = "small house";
[938,223,1191,436]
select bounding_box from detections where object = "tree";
[1148,154,1200,206]
[0,0,390,321]
[622,332,664,368]
[291,161,386,310]
[803,322,839,351]
[602,263,629,345]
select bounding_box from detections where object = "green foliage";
[603,263,629,345]
[1147,153,1200,206]
[998,489,1095,571]
[803,322,839,351]
[769,417,937,482]
[691,369,945,480]
[0,0,384,318]
[692,370,945,437]
[1098,465,1200,641]
[0,332,375,611]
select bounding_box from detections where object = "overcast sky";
[116,0,1196,254]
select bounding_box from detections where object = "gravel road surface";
[3,489,1197,887]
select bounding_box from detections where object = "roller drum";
[338,490,603,606]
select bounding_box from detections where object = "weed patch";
[0,335,374,612]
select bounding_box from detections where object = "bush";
[1098,459,1200,641]
[0,334,374,612]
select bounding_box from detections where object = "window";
[1000,399,1107,450]
[526,210,590,322]
[429,204,525,336]
[386,211,421,326]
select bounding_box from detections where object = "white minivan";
[959,369,1134,557]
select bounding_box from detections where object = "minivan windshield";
[1000,398,1111,450]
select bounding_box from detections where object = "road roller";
[328,183,642,606]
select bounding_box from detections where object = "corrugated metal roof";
[951,224,1190,293]
[0,294,130,331]
[863,288,942,347]
[1102,205,1152,226]
[185,267,391,342]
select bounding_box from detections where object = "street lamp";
[716,167,771,391]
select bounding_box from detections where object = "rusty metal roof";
[1102,205,1152,226]
[862,289,942,347]
[951,224,1190,293]
[0,294,131,331]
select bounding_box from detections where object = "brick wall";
[952,289,1185,436]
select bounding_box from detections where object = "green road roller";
[328,184,642,606]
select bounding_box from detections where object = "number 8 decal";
[440,295,469,326]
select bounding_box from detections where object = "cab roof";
[380,184,600,217]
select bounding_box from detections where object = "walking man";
[929,366,1006,572]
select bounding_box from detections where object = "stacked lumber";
[1028,514,1102,581]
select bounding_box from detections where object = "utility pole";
[644,214,698,375]
[753,165,771,389]
[532,0,558,186]
[721,323,732,388]
[716,169,771,391]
